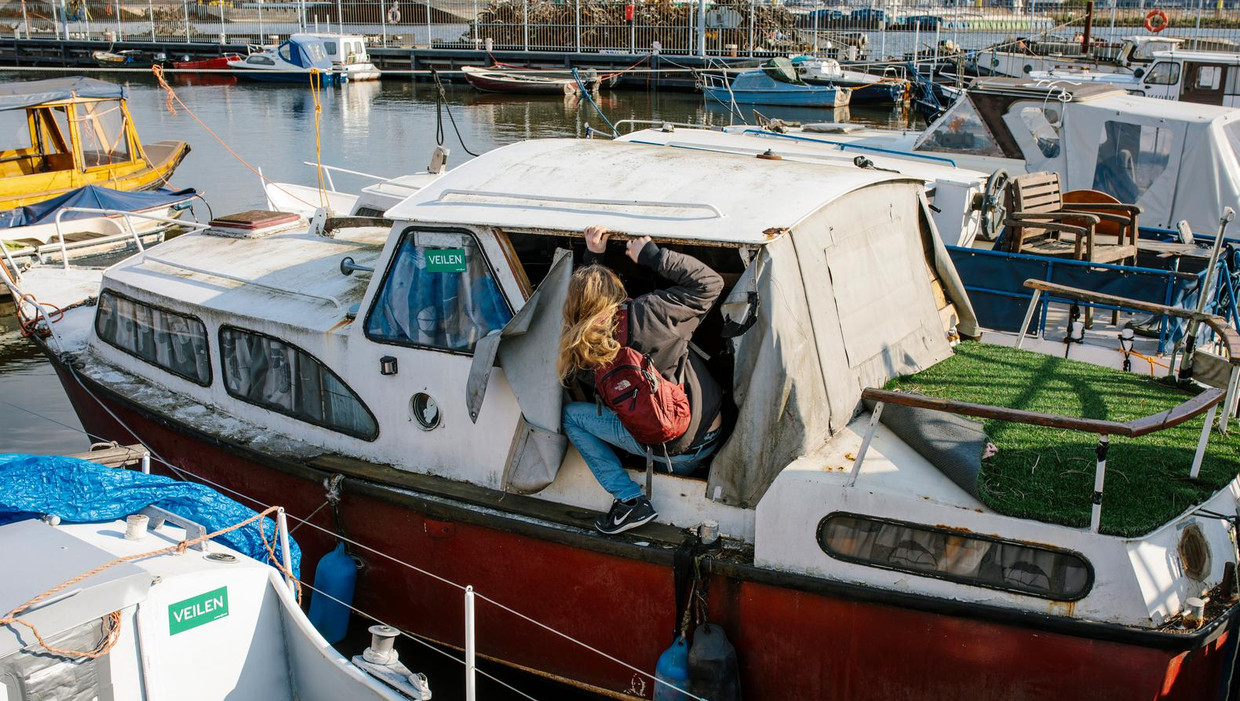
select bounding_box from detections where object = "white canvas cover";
[1061,96,1240,232]
[708,181,962,506]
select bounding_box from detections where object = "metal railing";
[13,0,1240,58]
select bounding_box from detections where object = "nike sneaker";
[594,497,657,535]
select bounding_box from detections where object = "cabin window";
[1144,61,1180,86]
[247,55,275,66]
[1195,65,1222,90]
[324,40,338,56]
[278,43,293,62]
[818,513,1094,601]
[219,326,379,440]
[1014,105,1060,159]
[914,97,1003,157]
[95,290,211,386]
[1092,121,1174,205]
[365,228,512,354]
[304,43,327,62]
[76,100,131,167]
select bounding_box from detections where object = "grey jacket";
[584,241,724,454]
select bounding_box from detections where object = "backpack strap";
[614,302,631,346]
[644,446,654,498]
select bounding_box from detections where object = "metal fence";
[7,0,1240,57]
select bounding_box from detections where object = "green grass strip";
[886,341,1240,537]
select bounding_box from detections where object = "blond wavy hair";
[557,265,627,383]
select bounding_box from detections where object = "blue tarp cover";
[0,454,300,577]
[0,78,126,112]
[0,186,196,230]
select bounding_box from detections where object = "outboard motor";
[688,623,742,701]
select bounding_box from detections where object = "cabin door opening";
[1181,62,1227,105]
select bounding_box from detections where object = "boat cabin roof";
[384,139,907,245]
[0,77,125,112]
[1152,49,1240,64]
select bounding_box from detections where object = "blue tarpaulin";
[0,454,300,578]
[0,185,196,230]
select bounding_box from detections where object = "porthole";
[410,392,441,430]
[1178,522,1211,581]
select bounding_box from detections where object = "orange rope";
[151,66,317,209]
[309,69,327,210]
[1121,347,1170,377]
[0,505,300,660]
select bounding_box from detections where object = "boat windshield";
[75,99,131,167]
[914,96,1004,157]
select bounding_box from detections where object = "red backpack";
[594,306,691,446]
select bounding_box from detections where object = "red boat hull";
[49,357,1239,700]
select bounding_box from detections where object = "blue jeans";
[562,401,718,502]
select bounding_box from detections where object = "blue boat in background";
[703,60,851,108]
[228,33,341,84]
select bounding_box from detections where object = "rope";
[309,69,327,209]
[150,65,317,209]
[0,504,296,660]
[1125,347,1170,377]
[431,69,480,157]
[572,68,618,136]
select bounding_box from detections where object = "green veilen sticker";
[168,587,229,635]
[425,248,468,273]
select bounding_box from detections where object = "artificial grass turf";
[886,341,1240,537]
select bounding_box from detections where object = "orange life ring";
[1144,9,1168,33]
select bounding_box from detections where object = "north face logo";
[612,379,633,392]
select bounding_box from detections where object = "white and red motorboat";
[21,139,1240,700]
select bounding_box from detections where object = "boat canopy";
[0,185,195,229]
[917,80,1240,231]
[281,34,335,69]
[0,77,126,112]
[387,140,974,506]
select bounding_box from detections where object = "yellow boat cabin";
[0,77,190,210]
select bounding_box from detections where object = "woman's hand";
[584,225,608,254]
[626,235,652,263]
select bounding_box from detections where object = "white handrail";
[435,189,726,219]
[52,206,208,271]
[301,161,389,186]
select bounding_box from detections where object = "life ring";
[386,3,400,24]
[1144,9,1168,33]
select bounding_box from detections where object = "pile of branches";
[470,0,806,53]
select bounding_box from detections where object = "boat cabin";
[913,78,1240,232]
[0,78,189,210]
[1136,49,1240,106]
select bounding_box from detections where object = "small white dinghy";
[0,509,431,700]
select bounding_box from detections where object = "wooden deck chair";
[1001,173,1141,266]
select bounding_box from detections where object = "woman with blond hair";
[559,225,724,535]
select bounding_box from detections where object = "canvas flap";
[466,248,573,427]
[501,414,569,494]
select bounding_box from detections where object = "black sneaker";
[594,497,657,535]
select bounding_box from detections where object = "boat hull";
[462,67,595,95]
[43,350,1240,701]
